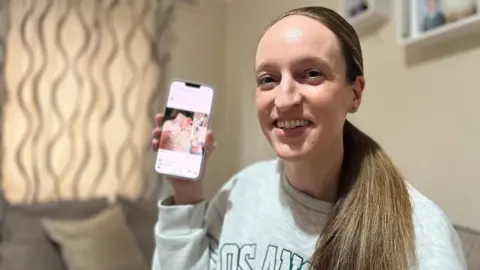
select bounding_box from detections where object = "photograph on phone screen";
[160,108,210,156]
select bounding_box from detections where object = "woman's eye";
[305,69,323,79]
[257,76,275,86]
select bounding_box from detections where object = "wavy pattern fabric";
[2,0,174,204]
[0,0,8,191]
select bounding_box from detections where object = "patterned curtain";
[0,0,8,189]
[1,0,174,204]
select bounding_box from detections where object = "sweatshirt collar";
[276,159,334,214]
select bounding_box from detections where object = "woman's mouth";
[273,119,313,138]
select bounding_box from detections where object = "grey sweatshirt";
[152,159,466,269]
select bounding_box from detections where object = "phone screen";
[155,80,214,180]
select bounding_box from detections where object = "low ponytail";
[310,120,416,270]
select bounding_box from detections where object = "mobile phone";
[154,79,215,180]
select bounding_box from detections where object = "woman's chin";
[274,145,310,162]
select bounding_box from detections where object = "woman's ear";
[349,76,365,113]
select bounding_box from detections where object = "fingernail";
[213,142,218,148]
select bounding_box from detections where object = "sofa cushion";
[455,225,480,270]
[0,191,5,238]
[118,196,157,265]
[42,204,149,270]
[0,208,66,270]
[17,198,108,219]
[0,198,108,270]
[0,239,66,270]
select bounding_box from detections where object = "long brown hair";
[264,6,417,270]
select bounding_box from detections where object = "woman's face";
[255,15,363,161]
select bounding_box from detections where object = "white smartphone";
[154,79,215,180]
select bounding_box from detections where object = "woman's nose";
[274,77,301,111]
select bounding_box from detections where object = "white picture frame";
[339,0,391,35]
[398,0,480,48]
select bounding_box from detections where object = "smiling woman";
[151,6,466,270]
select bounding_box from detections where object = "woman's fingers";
[204,130,216,159]
[152,127,161,138]
[152,114,164,151]
[156,113,163,127]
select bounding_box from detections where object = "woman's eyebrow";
[255,56,331,72]
[255,61,277,75]
[292,56,331,68]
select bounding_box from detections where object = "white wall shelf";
[397,0,480,49]
[339,0,391,35]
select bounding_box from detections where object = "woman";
[151,6,466,270]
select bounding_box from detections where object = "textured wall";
[2,0,174,203]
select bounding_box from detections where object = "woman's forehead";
[255,15,342,70]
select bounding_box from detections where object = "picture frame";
[178,0,198,5]
[339,0,391,35]
[398,0,480,48]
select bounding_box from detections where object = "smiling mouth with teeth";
[274,119,312,129]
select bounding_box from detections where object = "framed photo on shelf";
[399,0,480,46]
[339,0,391,35]
[342,0,371,19]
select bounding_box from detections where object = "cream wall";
[220,0,480,230]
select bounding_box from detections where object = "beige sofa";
[0,193,158,270]
[455,225,480,270]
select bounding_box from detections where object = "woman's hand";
[152,113,216,204]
